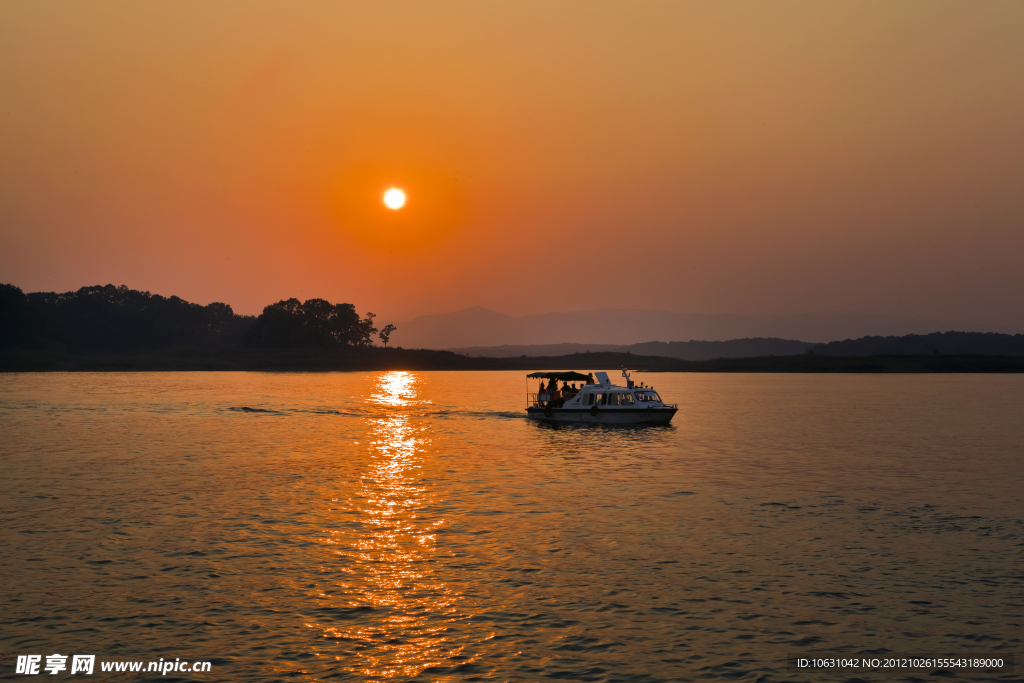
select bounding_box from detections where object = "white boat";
[525,369,677,425]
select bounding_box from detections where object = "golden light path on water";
[323,372,466,678]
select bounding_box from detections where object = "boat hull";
[526,406,677,425]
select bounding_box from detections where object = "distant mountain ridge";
[449,332,1024,361]
[813,331,1024,357]
[450,339,812,360]
[391,306,1019,349]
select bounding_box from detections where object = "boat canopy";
[526,371,591,381]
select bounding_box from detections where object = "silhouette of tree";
[357,312,377,347]
[245,298,377,348]
[379,323,397,349]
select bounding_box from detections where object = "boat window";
[586,394,595,405]
[606,393,617,406]
[620,392,634,404]
[635,391,661,403]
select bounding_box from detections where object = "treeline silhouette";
[623,332,1024,359]
[1,284,378,353]
[811,331,1024,357]
[628,338,811,360]
[1,284,252,352]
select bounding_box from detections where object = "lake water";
[1,371,1022,682]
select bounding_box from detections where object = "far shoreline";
[3,348,1024,373]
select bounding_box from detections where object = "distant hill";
[450,332,1024,361]
[813,331,1024,357]
[390,307,1017,348]
[448,343,627,358]
[450,338,813,361]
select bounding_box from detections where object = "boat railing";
[528,393,678,409]
[642,401,678,409]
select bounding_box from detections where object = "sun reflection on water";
[320,372,467,678]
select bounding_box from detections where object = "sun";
[383,188,406,210]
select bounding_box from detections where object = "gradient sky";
[2,2,1023,325]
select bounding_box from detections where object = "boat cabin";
[526,370,592,408]
[526,369,665,409]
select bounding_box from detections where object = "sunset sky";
[2,2,1023,326]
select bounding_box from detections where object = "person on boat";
[586,373,595,385]
[537,380,547,404]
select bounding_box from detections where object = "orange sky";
[2,2,1023,325]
